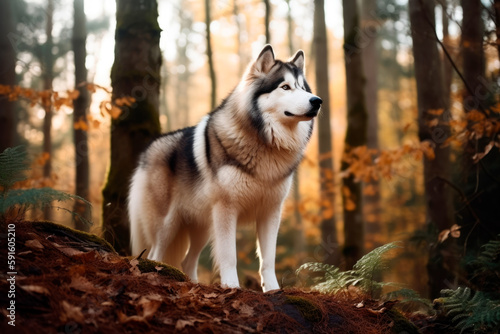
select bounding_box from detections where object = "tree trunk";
[495,0,500,62]
[263,0,271,44]
[314,0,339,266]
[42,0,55,221]
[0,0,16,152]
[285,0,304,256]
[205,0,216,110]
[341,0,367,270]
[286,0,294,56]
[72,0,91,231]
[459,0,500,284]
[409,0,455,298]
[103,0,162,255]
[361,0,381,250]
[461,0,485,112]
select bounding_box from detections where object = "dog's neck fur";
[209,89,311,182]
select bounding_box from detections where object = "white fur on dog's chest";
[214,164,291,215]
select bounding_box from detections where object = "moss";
[387,309,420,334]
[136,258,188,282]
[285,295,323,323]
[31,221,116,252]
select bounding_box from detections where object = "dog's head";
[245,45,322,126]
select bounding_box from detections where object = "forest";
[0,0,499,333]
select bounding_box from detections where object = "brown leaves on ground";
[0,221,410,334]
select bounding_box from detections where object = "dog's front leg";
[212,202,240,289]
[256,208,282,292]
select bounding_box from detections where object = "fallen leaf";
[175,319,197,330]
[68,275,95,292]
[138,296,162,318]
[239,303,255,317]
[25,239,44,249]
[438,229,450,243]
[20,285,50,295]
[450,224,461,238]
[60,300,84,323]
[58,247,85,256]
[204,292,218,299]
[18,250,32,256]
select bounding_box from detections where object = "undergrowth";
[436,235,500,333]
[0,146,91,226]
[296,242,432,312]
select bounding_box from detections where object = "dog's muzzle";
[284,96,323,119]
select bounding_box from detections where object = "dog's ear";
[290,50,305,72]
[252,45,275,75]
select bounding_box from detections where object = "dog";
[128,45,321,292]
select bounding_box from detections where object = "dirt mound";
[0,221,417,333]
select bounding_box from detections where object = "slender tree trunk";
[459,0,500,282]
[205,0,216,110]
[342,0,367,269]
[286,0,294,56]
[103,0,162,255]
[72,0,90,231]
[409,0,455,298]
[0,0,16,152]
[314,0,339,266]
[440,0,453,107]
[42,0,55,220]
[495,0,500,62]
[461,0,485,112]
[263,0,271,44]
[284,0,304,256]
[361,0,381,249]
[233,0,244,77]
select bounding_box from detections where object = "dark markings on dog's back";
[164,127,199,179]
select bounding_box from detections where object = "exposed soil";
[0,221,424,333]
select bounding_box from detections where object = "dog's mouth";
[284,109,319,119]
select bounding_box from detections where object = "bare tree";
[361,0,381,249]
[0,0,16,152]
[102,0,162,255]
[42,0,55,220]
[409,0,455,298]
[72,0,90,231]
[313,0,339,266]
[205,0,216,110]
[263,0,271,44]
[342,0,368,269]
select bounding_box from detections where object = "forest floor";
[0,221,442,333]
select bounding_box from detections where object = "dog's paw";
[221,281,241,289]
[262,282,280,293]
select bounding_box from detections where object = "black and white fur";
[128,45,321,292]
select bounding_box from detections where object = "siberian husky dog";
[128,45,321,292]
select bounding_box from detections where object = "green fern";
[0,146,30,191]
[438,287,500,333]
[296,242,401,297]
[0,146,91,226]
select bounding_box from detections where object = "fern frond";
[1,188,92,226]
[0,146,30,191]
[297,242,403,297]
[440,287,500,333]
[353,242,401,279]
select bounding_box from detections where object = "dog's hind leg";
[148,212,188,270]
[256,208,282,292]
[212,202,240,288]
[182,224,210,283]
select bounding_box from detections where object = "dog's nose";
[309,96,323,109]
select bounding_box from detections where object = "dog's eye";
[282,84,291,91]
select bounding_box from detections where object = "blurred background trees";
[1,0,499,298]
